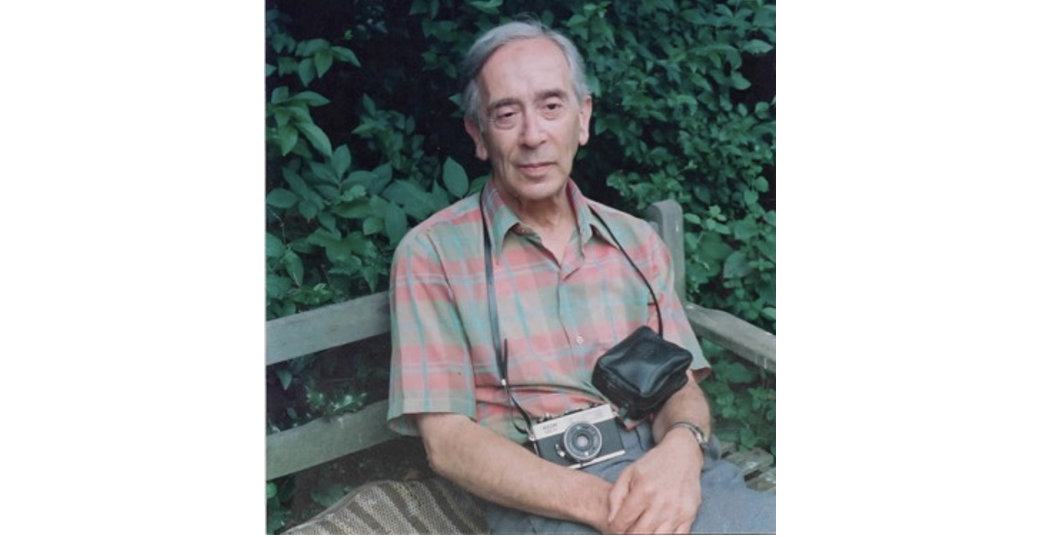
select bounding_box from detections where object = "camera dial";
[560,421,603,463]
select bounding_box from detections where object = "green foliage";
[265,11,475,320]
[266,1,774,529]
[699,342,775,454]
[573,0,777,333]
[266,477,294,534]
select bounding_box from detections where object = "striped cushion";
[283,477,488,535]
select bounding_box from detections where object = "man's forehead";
[478,37,573,100]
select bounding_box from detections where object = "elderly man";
[387,19,775,534]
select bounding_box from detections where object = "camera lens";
[562,422,603,463]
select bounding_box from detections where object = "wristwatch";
[668,421,709,453]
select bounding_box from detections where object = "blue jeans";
[485,422,776,534]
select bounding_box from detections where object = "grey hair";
[460,19,590,128]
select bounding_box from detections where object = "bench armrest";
[685,302,775,373]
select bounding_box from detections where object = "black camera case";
[592,325,692,420]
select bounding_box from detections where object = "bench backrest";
[265,200,686,480]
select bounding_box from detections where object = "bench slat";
[723,447,774,477]
[266,292,390,366]
[746,467,776,493]
[643,200,686,301]
[685,302,776,373]
[266,400,400,480]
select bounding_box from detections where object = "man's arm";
[416,412,615,532]
[607,370,711,534]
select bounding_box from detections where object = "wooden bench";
[266,199,776,534]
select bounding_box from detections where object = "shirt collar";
[480,180,620,258]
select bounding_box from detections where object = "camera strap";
[482,194,535,438]
[589,209,664,337]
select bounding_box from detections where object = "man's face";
[465,37,592,206]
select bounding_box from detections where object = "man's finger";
[606,466,632,523]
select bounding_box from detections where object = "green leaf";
[731,218,759,242]
[409,0,427,15]
[362,94,377,116]
[739,428,756,449]
[725,362,757,384]
[288,91,330,107]
[341,184,368,202]
[429,182,449,210]
[265,64,275,77]
[754,5,776,28]
[267,482,277,499]
[755,238,775,263]
[331,145,352,180]
[331,198,372,219]
[696,232,733,261]
[330,46,360,67]
[282,167,323,208]
[469,0,503,15]
[270,86,289,104]
[298,200,319,221]
[277,124,298,156]
[442,157,469,199]
[296,122,332,157]
[318,212,337,233]
[276,56,297,77]
[731,72,752,90]
[383,202,408,245]
[325,234,370,263]
[743,190,759,206]
[273,108,291,128]
[363,216,383,236]
[762,307,776,321]
[266,188,299,209]
[742,39,774,54]
[315,49,333,78]
[276,368,293,391]
[266,275,292,299]
[369,163,394,196]
[266,232,286,258]
[299,38,329,57]
[383,180,438,220]
[345,170,375,188]
[297,58,315,87]
[468,174,490,195]
[308,161,339,187]
[723,251,753,279]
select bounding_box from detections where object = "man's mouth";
[516,162,552,175]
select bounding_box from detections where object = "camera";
[529,404,626,469]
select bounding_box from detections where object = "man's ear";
[578,95,593,146]
[464,119,489,161]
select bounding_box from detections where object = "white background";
[3,1,1042,534]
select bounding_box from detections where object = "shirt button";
[575,335,585,345]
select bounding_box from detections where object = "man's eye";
[544,102,565,116]
[492,110,518,128]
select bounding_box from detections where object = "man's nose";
[519,109,547,147]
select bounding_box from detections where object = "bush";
[265,0,774,530]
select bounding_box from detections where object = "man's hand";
[606,427,704,534]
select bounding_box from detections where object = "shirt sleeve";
[386,227,477,436]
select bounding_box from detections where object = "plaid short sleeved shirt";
[387,181,708,443]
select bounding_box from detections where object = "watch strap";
[668,421,709,452]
